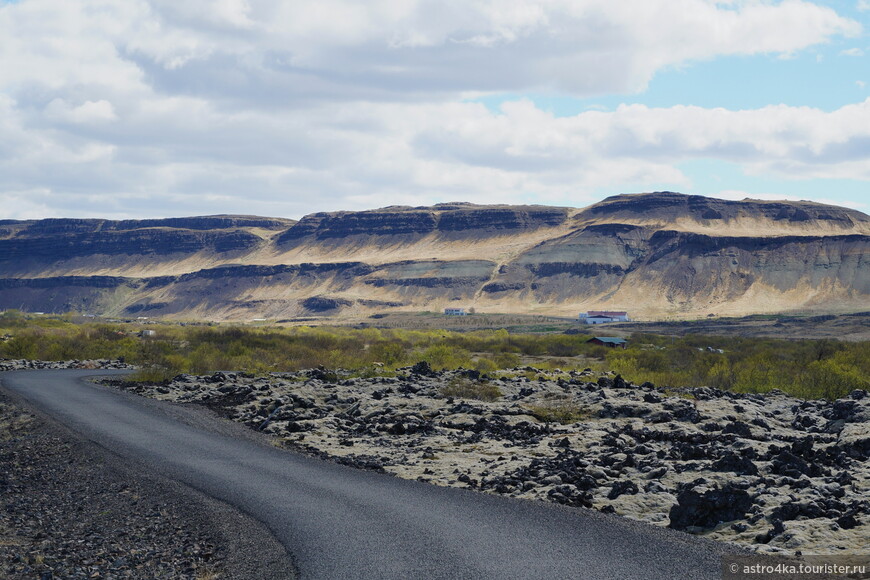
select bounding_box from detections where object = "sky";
[1,0,869,220]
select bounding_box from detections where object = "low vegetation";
[524,400,592,424]
[1,309,868,399]
[439,377,503,402]
[605,334,870,400]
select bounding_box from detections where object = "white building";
[444,308,467,316]
[580,311,630,324]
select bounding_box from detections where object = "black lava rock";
[607,480,639,500]
[668,484,753,531]
[710,452,759,476]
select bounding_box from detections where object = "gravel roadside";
[0,377,296,580]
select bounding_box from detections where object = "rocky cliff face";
[0,194,867,320]
[0,215,294,277]
[576,192,868,233]
[276,204,569,246]
[0,229,264,261]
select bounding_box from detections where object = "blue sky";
[0,0,868,219]
[474,44,868,115]
[468,1,870,209]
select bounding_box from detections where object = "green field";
[1,309,868,400]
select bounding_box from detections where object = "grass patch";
[130,367,178,383]
[439,377,503,402]
[525,400,592,424]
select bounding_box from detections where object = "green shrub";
[369,342,407,367]
[493,352,521,369]
[585,345,610,359]
[1,334,39,359]
[2,317,868,400]
[472,357,498,373]
[130,367,177,383]
[420,344,472,370]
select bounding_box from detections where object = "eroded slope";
[1,193,867,319]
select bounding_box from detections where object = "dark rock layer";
[1,193,868,318]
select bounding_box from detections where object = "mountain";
[1,193,868,320]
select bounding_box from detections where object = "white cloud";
[45,99,119,124]
[3,94,870,219]
[840,47,865,56]
[859,0,870,12]
[1,0,860,103]
[0,1,866,219]
[407,98,870,185]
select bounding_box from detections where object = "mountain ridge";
[1,192,868,320]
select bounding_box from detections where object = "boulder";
[607,480,639,500]
[668,484,753,531]
[710,452,759,476]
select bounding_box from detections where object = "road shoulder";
[0,379,296,580]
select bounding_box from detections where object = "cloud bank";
[0,0,865,218]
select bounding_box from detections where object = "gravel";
[0,361,295,580]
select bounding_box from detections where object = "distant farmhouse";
[579,310,630,324]
[444,308,467,316]
[587,337,627,349]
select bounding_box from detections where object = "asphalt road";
[2,369,739,579]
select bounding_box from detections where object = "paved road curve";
[3,369,739,579]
